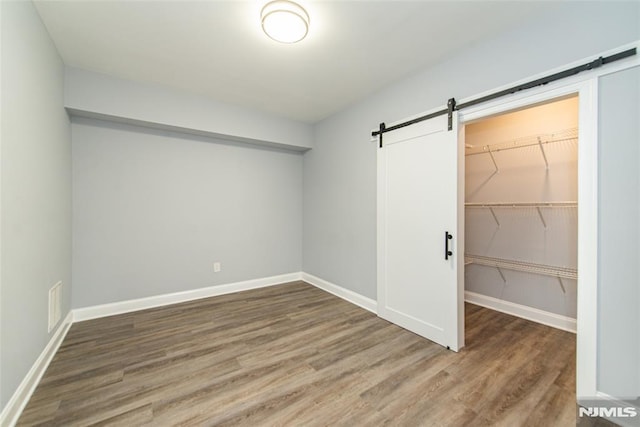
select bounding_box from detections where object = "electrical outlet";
[214,262,221,273]
[48,281,62,332]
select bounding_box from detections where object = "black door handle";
[445,231,453,260]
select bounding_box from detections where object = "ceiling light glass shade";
[261,0,309,44]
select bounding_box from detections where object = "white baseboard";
[301,272,377,313]
[0,311,73,427]
[71,272,379,324]
[73,272,303,322]
[465,291,576,333]
[579,392,640,427]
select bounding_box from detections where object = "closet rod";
[372,47,636,139]
[465,134,577,157]
[465,201,577,208]
[465,254,578,280]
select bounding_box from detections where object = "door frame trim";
[459,76,597,401]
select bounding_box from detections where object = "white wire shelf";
[465,254,577,293]
[465,254,577,279]
[465,127,578,157]
[465,202,577,228]
[465,201,577,208]
[465,127,578,172]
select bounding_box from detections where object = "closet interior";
[464,96,579,330]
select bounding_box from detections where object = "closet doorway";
[463,96,579,334]
[376,75,599,397]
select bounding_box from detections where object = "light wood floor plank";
[18,281,576,426]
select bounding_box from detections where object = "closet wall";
[465,97,578,320]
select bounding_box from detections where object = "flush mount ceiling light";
[261,0,310,44]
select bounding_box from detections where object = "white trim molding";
[590,392,640,427]
[73,272,303,322]
[71,272,379,324]
[465,291,577,333]
[0,311,73,427]
[301,272,377,313]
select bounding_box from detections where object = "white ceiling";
[34,1,559,123]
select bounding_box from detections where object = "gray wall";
[72,118,302,308]
[0,1,72,408]
[65,68,314,151]
[303,1,640,299]
[597,66,639,400]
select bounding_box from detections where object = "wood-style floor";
[19,281,576,426]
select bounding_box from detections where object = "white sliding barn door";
[377,113,464,351]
